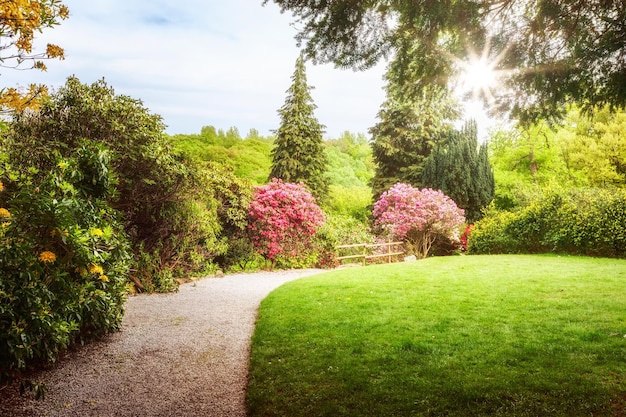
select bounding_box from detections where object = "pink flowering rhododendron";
[248,178,325,263]
[373,183,465,258]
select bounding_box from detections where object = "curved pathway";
[0,269,325,417]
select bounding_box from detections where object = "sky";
[1,0,391,138]
[1,0,496,139]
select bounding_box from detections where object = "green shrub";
[3,77,253,289]
[326,185,372,222]
[470,189,626,258]
[557,189,626,257]
[273,251,320,270]
[0,147,130,387]
[505,195,560,253]
[597,192,626,255]
[313,214,375,268]
[468,209,518,254]
[202,161,254,272]
[216,235,262,272]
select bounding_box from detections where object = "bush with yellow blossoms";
[4,77,254,292]
[0,144,131,387]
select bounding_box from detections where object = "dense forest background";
[169,102,626,223]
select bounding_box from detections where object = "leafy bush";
[248,179,325,268]
[3,77,247,289]
[469,189,626,258]
[201,161,255,272]
[467,208,519,254]
[0,146,130,387]
[373,184,465,258]
[326,185,372,222]
[549,189,626,257]
[216,234,262,272]
[312,214,375,268]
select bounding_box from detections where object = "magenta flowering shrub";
[248,179,326,266]
[373,183,466,258]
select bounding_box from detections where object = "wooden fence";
[336,241,405,266]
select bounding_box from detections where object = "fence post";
[361,244,365,266]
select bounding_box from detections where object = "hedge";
[469,189,626,258]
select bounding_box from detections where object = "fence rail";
[336,241,404,266]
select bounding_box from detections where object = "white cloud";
[0,0,388,138]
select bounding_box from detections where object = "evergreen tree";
[422,120,494,223]
[474,136,496,218]
[369,56,460,199]
[269,54,328,202]
[266,0,626,124]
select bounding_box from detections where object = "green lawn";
[247,255,626,416]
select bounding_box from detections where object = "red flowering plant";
[248,179,326,268]
[373,183,466,259]
[459,224,474,251]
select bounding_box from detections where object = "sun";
[462,58,497,96]
[457,55,500,104]
[454,40,509,104]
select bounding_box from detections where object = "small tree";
[373,183,465,258]
[269,54,329,202]
[248,179,325,267]
[0,1,69,112]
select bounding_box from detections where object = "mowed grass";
[247,255,626,416]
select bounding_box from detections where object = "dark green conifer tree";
[269,54,328,202]
[422,120,494,223]
[473,137,496,218]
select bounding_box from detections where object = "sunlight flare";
[462,57,497,95]
[454,39,510,104]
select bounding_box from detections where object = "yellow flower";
[0,208,10,219]
[0,181,3,191]
[90,228,104,237]
[39,251,57,263]
[57,161,69,170]
[88,264,104,275]
[99,275,109,283]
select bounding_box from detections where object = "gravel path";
[0,269,325,417]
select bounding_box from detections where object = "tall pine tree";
[369,35,462,199]
[369,81,460,199]
[422,120,495,223]
[269,54,328,202]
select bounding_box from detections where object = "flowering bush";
[0,146,131,389]
[373,183,465,258]
[5,77,237,291]
[248,179,325,268]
